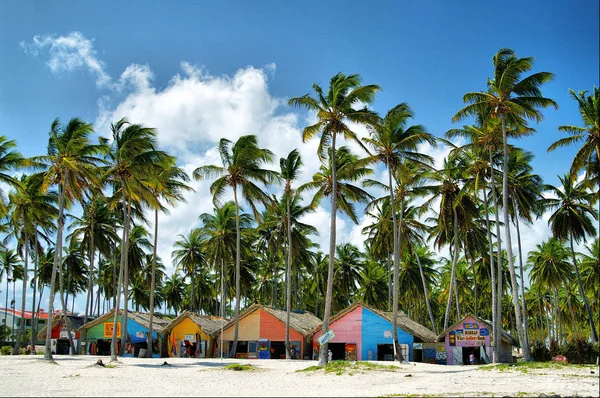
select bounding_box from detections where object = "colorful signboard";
[103,322,121,338]
[464,322,479,330]
[449,331,456,346]
[318,330,336,345]
[480,328,489,336]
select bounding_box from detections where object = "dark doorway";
[328,342,345,360]
[377,344,394,361]
[462,346,480,365]
[96,339,111,355]
[271,341,286,359]
[56,339,70,355]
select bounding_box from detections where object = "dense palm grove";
[0,49,598,364]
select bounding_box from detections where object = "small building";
[217,304,321,359]
[161,311,227,358]
[311,303,438,361]
[436,314,518,365]
[78,309,170,357]
[0,307,50,343]
[36,313,86,354]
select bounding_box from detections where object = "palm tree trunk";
[111,199,130,361]
[13,228,29,355]
[285,186,293,360]
[3,274,8,332]
[564,281,578,338]
[112,243,117,308]
[470,254,478,317]
[96,255,102,317]
[82,218,95,355]
[30,226,39,351]
[501,116,530,361]
[569,233,598,342]
[120,203,132,356]
[414,246,436,333]
[387,254,392,311]
[58,243,76,355]
[230,185,242,358]
[443,207,460,331]
[45,179,66,361]
[489,148,503,363]
[146,209,159,358]
[513,202,531,353]
[389,164,404,363]
[482,181,497,353]
[319,132,337,366]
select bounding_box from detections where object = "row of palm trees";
[0,48,597,365]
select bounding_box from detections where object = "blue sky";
[0,1,598,313]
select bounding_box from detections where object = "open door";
[452,346,463,365]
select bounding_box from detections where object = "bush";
[0,346,11,356]
[557,338,600,364]
[531,341,551,362]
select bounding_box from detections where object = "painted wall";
[311,307,415,361]
[171,318,212,342]
[50,322,81,339]
[312,306,363,359]
[444,316,501,365]
[87,315,160,340]
[221,310,260,341]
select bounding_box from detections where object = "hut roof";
[36,314,87,341]
[309,302,438,342]
[220,304,321,337]
[77,309,171,334]
[435,314,519,346]
[162,311,227,337]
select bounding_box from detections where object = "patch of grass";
[224,363,255,371]
[479,361,571,373]
[104,363,117,368]
[298,361,400,375]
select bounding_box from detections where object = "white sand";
[0,355,598,397]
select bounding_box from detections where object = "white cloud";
[21,32,111,88]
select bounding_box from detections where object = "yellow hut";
[161,311,227,358]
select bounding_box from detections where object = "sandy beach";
[0,355,597,397]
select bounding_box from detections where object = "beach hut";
[36,313,86,354]
[216,304,321,359]
[77,309,170,357]
[311,303,438,362]
[436,314,518,365]
[161,311,227,358]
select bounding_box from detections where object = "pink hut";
[437,314,517,365]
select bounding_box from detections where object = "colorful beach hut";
[161,311,227,358]
[78,309,170,357]
[436,314,518,365]
[216,304,321,359]
[36,313,86,354]
[311,303,438,362]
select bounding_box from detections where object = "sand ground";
[0,355,598,397]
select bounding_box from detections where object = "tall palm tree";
[289,72,379,365]
[544,173,598,342]
[0,136,25,211]
[172,228,206,312]
[162,273,185,316]
[1,249,21,334]
[279,149,303,359]
[453,48,557,361]
[193,135,277,358]
[334,243,364,308]
[146,160,192,357]
[104,118,168,361]
[35,117,104,360]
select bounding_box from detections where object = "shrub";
[531,341,551,362]
[0,346,11,356]
[558,338,600,364]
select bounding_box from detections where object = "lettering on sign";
[184,334,196,342]
[104,322,121,338]
[464,322,479,330]
[465,330,479,336]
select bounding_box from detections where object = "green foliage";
[531,341,552,362]
[0,346,11,355]
[224,363,255,371]
[556,338,600,364]
[297,361,399,375]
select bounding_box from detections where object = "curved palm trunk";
[482,180,497,352]
[501,116,530,361]
[120,203,132,356]
[392,168,405,363]
[111,200,131,361]
[414,245,436,333]
[82,218,95,355]
[285,188,292,360]
[30,226,39,351]
[569,233,598,342]
[490,149,503,363]
[13,228,29,355]
[513,201,531,352]
[230,185,242,358]
[44,180,66,360]
[146,209,159,358]
[319,133,337,366]
[443,207,460,331]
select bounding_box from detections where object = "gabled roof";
[220,304,322,337]
[161,311,227,337]
[78,309,171,334]
[436,313,519,346]
[36,314,87,340]
[309,302,438,342]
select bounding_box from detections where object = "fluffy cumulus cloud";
[21,32,111,88]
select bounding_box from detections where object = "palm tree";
[1,249,21,334]
[162,273,185,316]
[172,229,206,312]
[289,72,379,365]
[544,173,598,342]
[104,118,168,361]
[146,160,192,357]
[579,238,599,324]
[453,48,557,361]
[0,136,25,208]
[35,117,104,360]
[334,243,364,308]
[356,258,388,309]
[193,135,277,358]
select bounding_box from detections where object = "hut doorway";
[462,346,480,365]
[56,339,70,355]
[328,342,346,360]
[377,344,394,361]
[270,341,286,359]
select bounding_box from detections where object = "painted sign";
[184,334,196,342]
[318,330,336,345]
[136,332,145,339]
[449,331,456,346]
[383,330,392,338]
[480,328,489,336]
[345,343,357,361]
[464,322,479,330]
[103,322,121,338]
[413,343,423,350]
[258,340,270,359]
[456,329,465,340]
